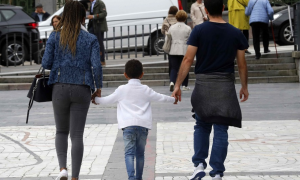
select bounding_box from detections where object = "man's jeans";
[123,126,148,180]
[192,114,229,177]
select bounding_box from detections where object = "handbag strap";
[236,0,246,7]
[166,18,171,27]
[251,0,259,11]
[26,78,39,124]
[198,6,205,17]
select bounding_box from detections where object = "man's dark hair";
[204,0,224,17]
[125,59,143,79]
[168,6,179,16]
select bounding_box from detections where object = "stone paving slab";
[156,121,300,177]
[0,124,118,179]
[155,175,300,180]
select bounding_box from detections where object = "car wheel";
[34,48,45,65]
[1,40,28,66]
[279,23,294,45]
[150,33,165,55]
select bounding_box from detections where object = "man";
[31,3,50,22]
[87,0,108,66]
[245,0,274,59]
[172,0,249,180]
[228,0,251,54]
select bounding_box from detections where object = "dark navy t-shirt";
[187,22,249,74]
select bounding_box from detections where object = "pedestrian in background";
[51,15,61,30]
[168,10,191,92]
[31,3,50,22]
[162,6,178,35]
[246,0,274,59]
[42,1,102,180]
[190,0,208,27]
[87,0,108,66]
[228,0,251,54]
[162,6,178,81]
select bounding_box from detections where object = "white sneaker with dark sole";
[55,169,68,180]
[212,174,222,180]
[182,86,190,91]
[190,163,206,180]
[170,82,174,92]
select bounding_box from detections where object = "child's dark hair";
[125,59,143,79]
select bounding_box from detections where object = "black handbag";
[26,67,52,124]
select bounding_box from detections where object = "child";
[94,59,177,180]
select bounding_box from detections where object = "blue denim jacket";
[42,29,103,91]
[245,0,274,24]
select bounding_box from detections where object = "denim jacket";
[42,26,103,91]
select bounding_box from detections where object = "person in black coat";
[31,3,50,22]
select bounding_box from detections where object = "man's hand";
[87,15,94,20]
[172,86,182,103]
[91,89,101,104]
[203,17,208,21]
[174,96,179,104]
[239,87,249,102]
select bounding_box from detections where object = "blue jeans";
[192,114,229,177]
[123,126,148,180]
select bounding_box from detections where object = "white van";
[38,0,182,54]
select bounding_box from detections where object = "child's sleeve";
[148,88,175,103]
[95,88,120,105]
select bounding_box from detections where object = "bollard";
[292,2,300,82]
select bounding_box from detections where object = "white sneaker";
[212,174,222,180]
[55,169,68,180]
[182,86,190,91]
[170,82,174,92]
[190,163,206,180]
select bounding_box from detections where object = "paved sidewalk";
[0,84,299,180]
[0,44,294,74]
[156,121,300,179]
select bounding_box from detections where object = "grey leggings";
[52,83,91,178]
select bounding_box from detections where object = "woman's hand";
[91,89,101,105]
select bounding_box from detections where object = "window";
[1,10,16,21]
[0,14,2,22]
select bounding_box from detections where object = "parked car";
[271,7,294,45]
[38,0,183,55]
[0,4,43,66]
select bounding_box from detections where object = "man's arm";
[94,1,107,19]
[172,45,197,101]
[236,50,249,102]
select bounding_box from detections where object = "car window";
[0,13,2,22]
[1,10,16,21]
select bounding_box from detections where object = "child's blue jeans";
[123,126,148,180]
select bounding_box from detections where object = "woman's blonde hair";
[55,1,86,56]
[175,10,188,22]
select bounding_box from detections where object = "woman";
[51,15,61,30]
[228,0,251,54]
[161,6,178,35]
[190,0,208,27]
[42,1,102,180]
[246,0,274,59]
[168,10,191,92]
